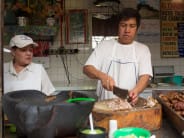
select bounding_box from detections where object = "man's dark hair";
[118,8,141,28]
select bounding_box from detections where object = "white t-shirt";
[4,61,55,96]
[85,39,153,99]
[85,39,153,77]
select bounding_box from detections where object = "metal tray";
[152,90,184,136]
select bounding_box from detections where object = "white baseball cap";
[9,35,38,48]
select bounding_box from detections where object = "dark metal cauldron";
[2,90,95,138]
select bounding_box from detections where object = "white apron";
[97,42,138,100]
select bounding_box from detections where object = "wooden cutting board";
[92,98,162,131]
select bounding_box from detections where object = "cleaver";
[113,86,131,101]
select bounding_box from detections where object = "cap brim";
[20,42,38,48]
[32,42,38,47]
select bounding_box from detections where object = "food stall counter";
[3,118,182,138]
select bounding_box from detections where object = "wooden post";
[0,0,4,137]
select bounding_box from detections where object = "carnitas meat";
[173,101,184,111]
[107,98,132,111]
[159,91,184,118]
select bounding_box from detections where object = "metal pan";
[153,90,184,136]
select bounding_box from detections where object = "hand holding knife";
[113,86,132,102]
[100,74,115,91]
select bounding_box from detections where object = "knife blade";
[113,86,130,101]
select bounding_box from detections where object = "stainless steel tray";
[152,90,184,136]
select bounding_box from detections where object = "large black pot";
[2,90,95,138]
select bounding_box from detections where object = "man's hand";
[128,89,139,105]
[100,74,115,91]
[83,65,115,91]
[129,75,151,105]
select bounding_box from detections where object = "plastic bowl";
[163,75,183,86]
[78,126,106,138]
[113,127,151,138]
[9,124,16,133]
[172,75,183,85]
[67,97,96,103]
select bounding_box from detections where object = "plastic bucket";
[113,127,151,138]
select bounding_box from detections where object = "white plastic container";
[17,17,28,26]
[46,17,56,26]
[108,120,118,138]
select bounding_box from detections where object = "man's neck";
[13,63,28,73]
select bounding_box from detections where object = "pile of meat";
[159,91,184,118]
[107,98,132,111]
[94,97,159,112]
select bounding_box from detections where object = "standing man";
[83,8,152,104]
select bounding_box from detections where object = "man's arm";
[83,65,104,79]
[129,74,151,104]
[134,74,150,94]
[83,65,115,91]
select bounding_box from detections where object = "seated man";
[4,34,55,95]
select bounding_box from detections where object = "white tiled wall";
[47,53,88,82]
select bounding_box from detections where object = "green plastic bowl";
[113,127,151,138]
[67,97,95,103]
[163,75,183,86]
[172,75,183,86]
[9,124,16,133]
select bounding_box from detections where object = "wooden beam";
[0,0,4,137]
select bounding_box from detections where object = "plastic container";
[67,97,95,103]
[113,127,151,138]
[108,120,118,138]
[163,75,183,86]
[17,17,28,26]
[46,17,56,26]
[172,75,183,85]
[9,124,16,133]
